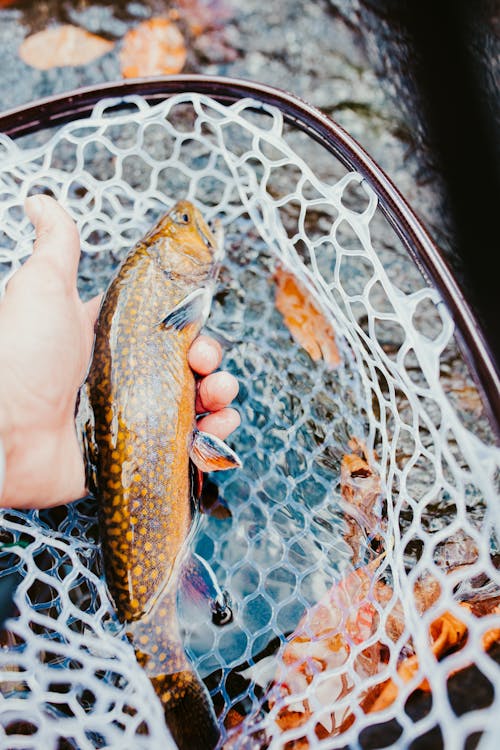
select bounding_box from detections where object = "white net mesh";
[0,92,498,750]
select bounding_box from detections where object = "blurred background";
[0,0,498,366]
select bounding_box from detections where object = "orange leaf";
[341,438,381,528]
[269,559,499,739]
[269,558,385,738]
[19,25,114,70]
[274,266,340,368]
[177,0,234,36]
[482,626,500,651]
[366,603,498,715]
[120,18,186,78]
[340,437,382,563]
[429,610,468,656]
[224,708,245,730]
[239,556,498,745]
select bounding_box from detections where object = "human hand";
[0,196,239,509]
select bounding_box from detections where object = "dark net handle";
[0,74,498,434]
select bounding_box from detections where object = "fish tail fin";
[152,670,220,750]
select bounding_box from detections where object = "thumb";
[25,195,81,285]
[84,293,104,327]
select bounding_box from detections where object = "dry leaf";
[224,708,245,731]
[340,437,382,562]
[120,18,186,78]
[275,266,340,368]
[19,25,114,70]
[227,555,499,749]
[341,439,381,524]
[366,607,469,713]
[267,559,498,744]
[268,558,386,740]
[364,600,500,715]
[178,0,234,36]
[341,438,381,519]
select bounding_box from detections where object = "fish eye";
[172,209,191,225]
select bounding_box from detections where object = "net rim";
[0,73,498,434]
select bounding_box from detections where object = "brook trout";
[85,200,240,749]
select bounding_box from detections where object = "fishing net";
[0,91,498,750]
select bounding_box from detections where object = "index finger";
[188,335,223,376]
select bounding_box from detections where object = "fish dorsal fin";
[189,429,241,472]
[162,287,212,331]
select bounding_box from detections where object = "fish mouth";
[195,217,213,250]
[194,215,224,261]
[208,218,225,262]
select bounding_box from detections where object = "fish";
[84,200,241,750]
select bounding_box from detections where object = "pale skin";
[0,195,240,509]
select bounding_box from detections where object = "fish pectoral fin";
[161,287,212,331]
[76,383,98,496]
[190,429,242,472]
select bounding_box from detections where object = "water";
[181,218,367,679]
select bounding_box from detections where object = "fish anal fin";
[152,671,220,750]
[162,287,212,331]
[190,429,241,472]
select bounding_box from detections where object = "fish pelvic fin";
[190,429,242,472]
[199,478,232,520]
[152,670,220,750]
[161,287,212,331]
[190,462,232,519]
[180,551,233,626]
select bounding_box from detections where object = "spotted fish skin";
[86,201,223,749]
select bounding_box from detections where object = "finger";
[196,371,239,414]
[84,293,103,326]
[197,408,241,441]
[24,195,80,285]
[188,335,222,376]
